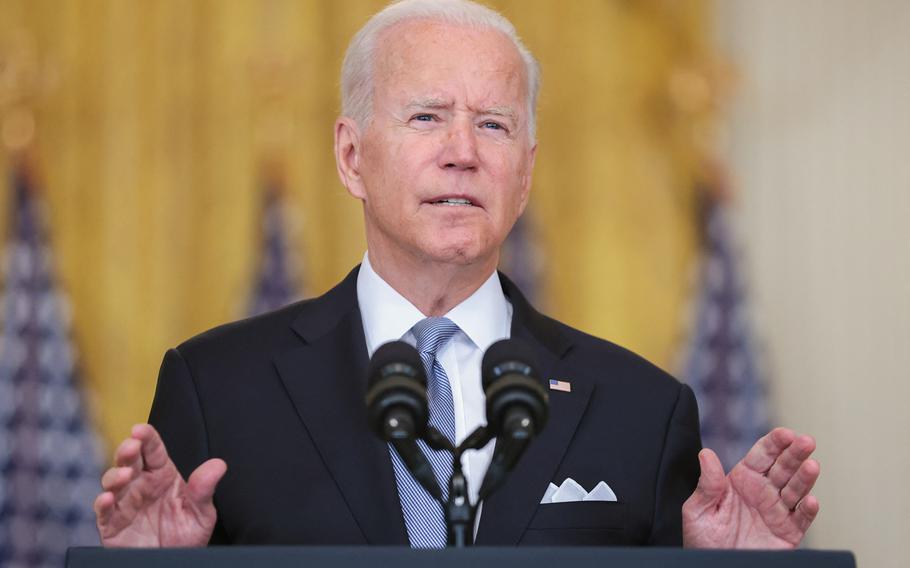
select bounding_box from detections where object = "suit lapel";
[474,274,594,545]
[274,267,408,545]
[272,268,591,546]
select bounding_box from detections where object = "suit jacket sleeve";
[648,383,702,545]
[148,348,208,475]
[148,347,230,544]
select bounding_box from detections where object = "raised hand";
[682,427,820,549]
[94,424,227,547]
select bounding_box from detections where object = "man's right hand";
[94,424,227,547]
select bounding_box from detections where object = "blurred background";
[0,0,906,566]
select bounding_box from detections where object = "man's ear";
[517,142,537,216]
[334,116,367,200]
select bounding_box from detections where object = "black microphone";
[478,338,549,500]
[365,341,442,500]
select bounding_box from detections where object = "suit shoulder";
[502,273,683,398]
[548,316,684,395]
[174,266,360,362]
[175,299,313,362]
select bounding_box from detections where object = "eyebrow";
[482,106,518,122]
[405,98,518,122]
[405,97,452,110]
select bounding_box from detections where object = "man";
[94,0,819,549]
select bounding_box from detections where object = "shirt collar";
[356,252,510,356]
[444,267,510,353]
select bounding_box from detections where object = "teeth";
[435,198,473,206]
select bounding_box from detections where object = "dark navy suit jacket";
[148,266,701,546]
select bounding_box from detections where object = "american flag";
[0,166,103,567]
[247,184,302,316]
[682,196,771,471]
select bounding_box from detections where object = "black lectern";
[67,546,855,568]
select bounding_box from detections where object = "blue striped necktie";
[389,317,460,548]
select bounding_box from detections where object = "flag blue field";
[499,214,543,305]
[682,198,771,471]
[0,168,103,567]
[248,185,302,316]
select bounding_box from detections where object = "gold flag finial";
[0,29,58,153]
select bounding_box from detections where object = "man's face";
[342,20,536,269]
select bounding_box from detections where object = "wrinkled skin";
[94,424,226,547]
[683,428,820,548]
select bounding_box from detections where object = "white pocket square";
[540,478,618,504]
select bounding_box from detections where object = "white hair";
[341,0,541,140]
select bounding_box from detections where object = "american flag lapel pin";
[548,379,572,393]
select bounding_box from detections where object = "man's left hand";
[682,427,820,548]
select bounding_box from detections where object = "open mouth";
[430,197,476,207]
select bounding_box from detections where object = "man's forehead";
[374,19,525,79]
[373,20,527,108]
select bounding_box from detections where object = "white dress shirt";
[356,251,512,507]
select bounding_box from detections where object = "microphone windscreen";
[481,338,541,389]
[367,340,426,389]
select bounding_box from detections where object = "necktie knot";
[411,317,460,357]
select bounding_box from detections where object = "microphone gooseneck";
[363,337,550,546]
[365,341,442,500]
[478,338,549,500]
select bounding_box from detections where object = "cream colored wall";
[717,1,910,566]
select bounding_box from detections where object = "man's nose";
[439,118,479,171]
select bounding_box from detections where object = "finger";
[767,434,816,489]
[132,423,172,471]
[793,494,820,534]
[741,427,797,474]
[113,436,142,471]
[94,491,115,528]
[684,449,727,515]
[100,466,136,493]
[781,459,820,510]
[186,458,228,507]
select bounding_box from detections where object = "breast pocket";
[519,501,630,546]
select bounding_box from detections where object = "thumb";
[688,448,727,510]
[186,458,227,506]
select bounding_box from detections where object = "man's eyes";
[408,114,508,133]
[480,121,505,131]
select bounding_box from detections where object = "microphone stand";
[446,458,472,547]
[424,425,493,548]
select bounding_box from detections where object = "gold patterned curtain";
[0,0,718,456]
